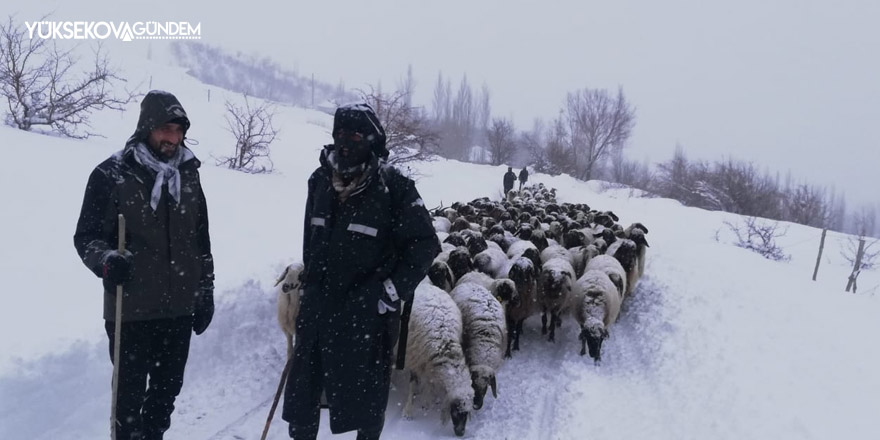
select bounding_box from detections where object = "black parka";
[283,148,439,434]
[73,146,213,321]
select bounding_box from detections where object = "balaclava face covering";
[328,103,387,180]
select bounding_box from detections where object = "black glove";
[193,276,215,335]
[101,250,133,285]
[377,279,400,315]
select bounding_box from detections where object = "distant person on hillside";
[74,90,215,440]
[503,166,516,195]
[519,167,529,191]
[283,102,438,440]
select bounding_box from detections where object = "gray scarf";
[132,142,194,211]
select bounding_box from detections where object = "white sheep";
[448,282,508,410]
[274,262,304,359]
[403,282,474,437]
[584,255,627,301]
[571,269,621,363]
[473,246,510,278]
[455,271,518,305]
[539,244,572,265]
[433,216,452,233]
[537,257,575,342]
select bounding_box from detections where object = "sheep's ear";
[607,211,619,222]
[274,266,291,287]
[490,375,498,398]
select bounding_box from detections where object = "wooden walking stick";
[111,214,125,440]
[261,354,294,440]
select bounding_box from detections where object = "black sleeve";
[388,175,440,303]
[197,179,214,288]
[302,174,316,271]
[73,166,114,278]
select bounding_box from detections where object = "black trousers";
[105,316,192,440]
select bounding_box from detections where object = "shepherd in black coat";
[519,167,529,191]
[283,103,439,440]
[503,166,516,194]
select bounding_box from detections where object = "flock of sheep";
[274,182,650,437]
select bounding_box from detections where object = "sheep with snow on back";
[571,269,621,363]
[584,255,627,301]
[275,262,304,359]
[625,226,650,281]
[473,246,510,279]
[537,257,575,342]
[403,282,474,437]
[448,282,508,410]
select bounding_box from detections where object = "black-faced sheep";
[606,239,640,297]
[456,271,518,305]
[428,260,456,292]
[504,256,538,357]
[448,282,507,410]
[275,262,304,359]
[537,257,575,342]
[404,282,475,437]
[571,269,621,363]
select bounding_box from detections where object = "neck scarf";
[132,142,193,211]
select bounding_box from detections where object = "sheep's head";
[492,279,518,306]
[580,324,609,363]
[629,229,650,248]
[450,398,471,437]
[539,266,572,300]
[428,261,455,292]
[443,232,466,248]
[447,247,473,281]
[274,262,305,293]
[611,239,639,274]
[529,229,549,251]
[451,217,471,233]
[467,235,488,257]
[470,365,497,410]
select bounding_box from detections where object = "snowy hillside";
[1,56,879,440]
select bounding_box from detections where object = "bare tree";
[564,87,636,180]
[0,15,136,138]
[217,96,278,174]
[609,149,654,192]
[724,216,791,262]
[358,84,439,166]
[487,117,516,166]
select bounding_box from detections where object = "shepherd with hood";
[282,103,438,440]
[74,90,214,440]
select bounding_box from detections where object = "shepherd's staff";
[111,214,125,440]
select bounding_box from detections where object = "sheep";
[433,216,452,233]
[275,262,304,359]
[540,244,572,265]
[456,271,518,305]
[403,282,474,437]
[428,260,456,292]
[571,269,621,363]
[584,255,627,300]
[537,257,575,342]
[606,239,640,297]
[626,227,650,281]
[569,244,601,279]
[448,282,508,410]
[473,246,509,278]
[504,256,538,357]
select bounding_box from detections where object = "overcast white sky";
[10,0,880,207]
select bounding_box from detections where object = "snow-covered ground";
[1,56,878,440]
